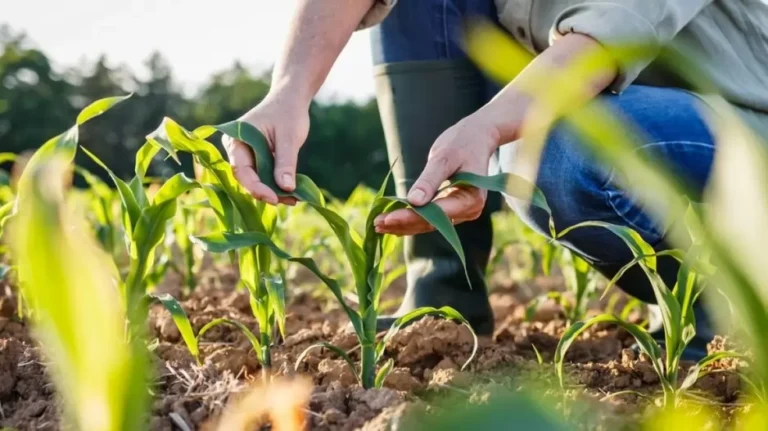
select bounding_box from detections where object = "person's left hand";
[373,114,501,236]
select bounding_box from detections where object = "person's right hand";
[223,91,310,206]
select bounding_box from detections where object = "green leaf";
[129,176,149,209]
[557,221,657,271]
[263,274,287,338]
[145,119,181,164]
[197,318,261,359]
[382,197,470,286]
[375,359,395,389]
[11,156,149,431]
[213,121,325,207]
[191,232,363,335]
[150,118,267,234]
[294,342,360,384]
[134,141,162,179]
[81,147,142,231]
[680,351,746,391]
[376,306,478,371]
[446,172,551,215]
[201,184,236,231]
[152,173,199,205]
[554,314,663,389]
[76,94,132,125]
[531,344,544,365]
[151,294,199,362]
[599,250,684,301]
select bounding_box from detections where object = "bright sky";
[5,0,375,102]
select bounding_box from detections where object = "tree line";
[0,25,390,199]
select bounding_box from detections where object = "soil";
[0,265,749,430]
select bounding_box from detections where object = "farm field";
[0,94,764,431]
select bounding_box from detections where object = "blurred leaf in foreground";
[9,156,149,431]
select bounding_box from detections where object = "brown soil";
[0,265,748,430]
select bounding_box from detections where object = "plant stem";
[662,381,677,408]
[361,342,376,389]
[260,338,271,384]
[125,258,147,323]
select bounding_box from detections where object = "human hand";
[223,91,310,205]
[373,115,501,236]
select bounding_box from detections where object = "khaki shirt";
[361,0,768,138]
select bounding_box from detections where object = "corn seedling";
[8,97,149,431]
[171,204,205,292]
[75,165,120,257]
[525,248,597,324]
[144,118,299,378]
[553,220,744,406]
[151,293,261,367]
[83,144,200,324]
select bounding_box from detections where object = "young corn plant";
[171,204,204,292]
[525,248,597,324]
[83,145,200,324]
[145,118,301,378]
[8,97,149,431]
[552,220,741,407]
[150,294,261,366]
[74,165,120,257]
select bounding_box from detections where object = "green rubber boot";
[373,59,498,336]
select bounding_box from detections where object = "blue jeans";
[370,1,717,350]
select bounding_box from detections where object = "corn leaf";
[446,171,550,215]
[151,294,199,362]
[11,156,148,431]
[554,314,662,389]
[213,121,369,295]
[213,121,325,206]
[380,197,470,287]
[680,351,746,391]
[152,173,199,205]
[191,232,362,335]
[599,249,684,300]
[376,306,478,371]
[263,274,287,338]
[134,141,162,179]
[76,94,132,125]
[81,147,142,231]
[374,359,395,389]
[557,221,657,271]
[197,318,261,358]
[150,118,266,234]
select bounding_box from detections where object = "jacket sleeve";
[358,0,398,30]
[550,1,713,93]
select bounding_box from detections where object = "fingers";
[407,152,458,206]
[375,187,485,236]
[273,132,299,192]
[225,136,279,204]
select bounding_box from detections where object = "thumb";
[408,154,456,206]
[273,134,299,192]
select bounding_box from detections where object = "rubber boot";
[373,59,498,336]
[592,255,712,361]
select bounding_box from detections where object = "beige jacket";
[360,0,768,138]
